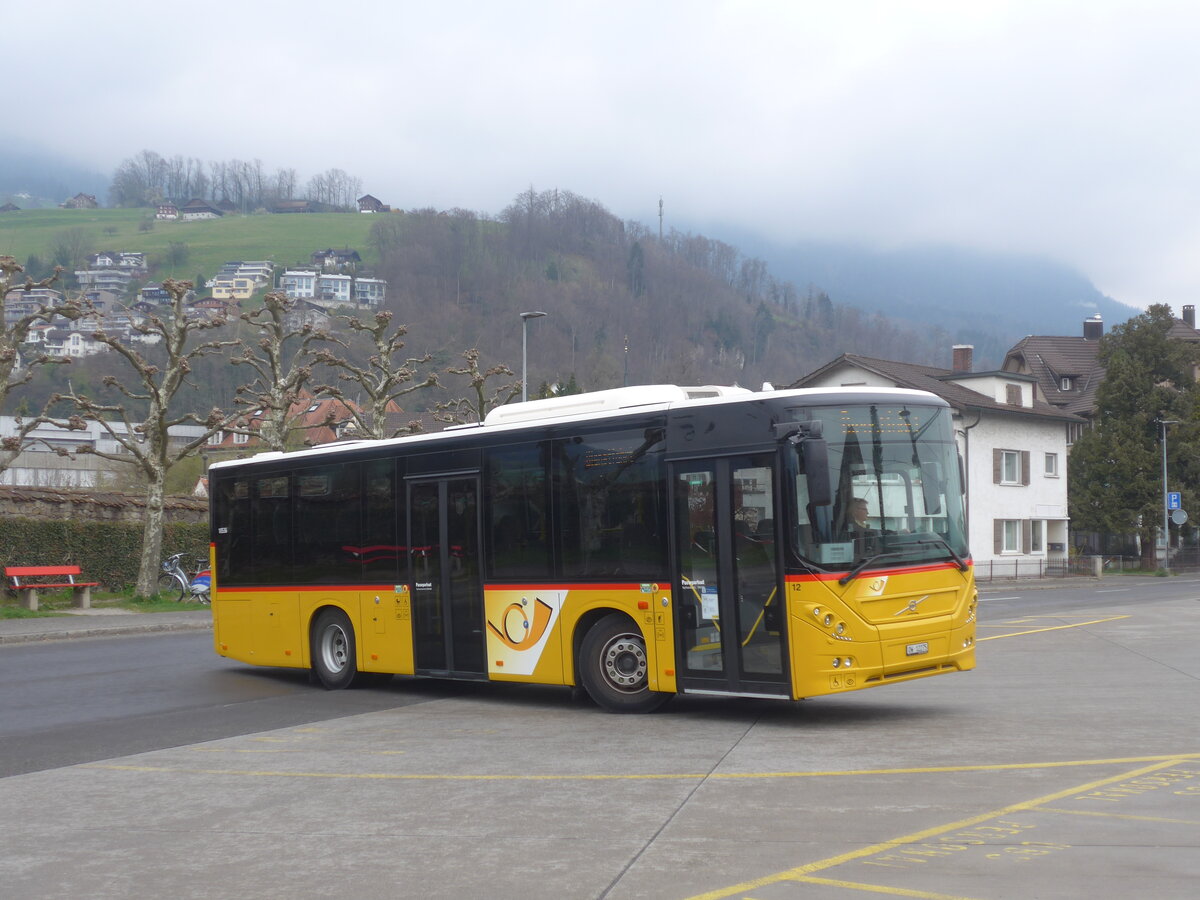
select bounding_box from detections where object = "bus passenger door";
[407,476,487,677]
[672,454,789,697]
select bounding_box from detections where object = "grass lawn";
[1,589,210,617]
[0,208,382,283]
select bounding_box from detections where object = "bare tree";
[0,257,79,476]
[228,291,335,451]
[49,279,238,596]
[310,311,438,438]
[433,348,520,425]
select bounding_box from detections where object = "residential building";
[310,248,362,270]
[204,393,375,452]
[352,277,387,307]
[74,267,135,295]
[61,193,98,209]
[282,300,332,332]
[180,199,223,220]
[3,287,65,327]
[156,204,179,219]
[790,346,1082,572]
[0,417,206,488]
[279,269,317,299]
[272,200,312,214]
[357,194,388,213]
[316,273,352,306]
[211,276,257,301]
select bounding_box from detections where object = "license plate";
[906,642,929,656]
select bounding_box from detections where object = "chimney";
[951,344,973,373]
[1083,315,1104,341]
[1184,305,1196,330]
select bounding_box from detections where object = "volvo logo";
[896,595,931,615]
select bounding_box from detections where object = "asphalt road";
[0,631,430,778]
[0,575,1197,899]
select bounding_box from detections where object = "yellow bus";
[209,384,975,712]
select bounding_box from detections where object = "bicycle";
[158,552,211,604]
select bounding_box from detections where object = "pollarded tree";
[0,256,81,477]
[1068,304,1200,566]
[309,310,439,438]
[433,348,521,425]
[228,291,336,451]
[51,279,239,596]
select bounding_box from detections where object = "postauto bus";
[208,384,975,712]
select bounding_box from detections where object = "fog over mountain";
[698,225,1143,370]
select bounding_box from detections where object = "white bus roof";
[207,384,944,471]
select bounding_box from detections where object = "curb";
[0,618,212,646]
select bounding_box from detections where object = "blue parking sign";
[1168,491,1181,510]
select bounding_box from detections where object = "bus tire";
[579,613,669,713]
[311,609,358,690]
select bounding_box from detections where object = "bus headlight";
[832,657,841,668]
[823,613,833,627]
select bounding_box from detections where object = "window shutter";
[993,449,1002,484]
[1021,450,1031,485]
[994,520,1003,554]
[1022,520,1032,554]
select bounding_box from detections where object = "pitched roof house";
[790,347,1083,572]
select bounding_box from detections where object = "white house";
[790,346,1083,574]
[279,269,317,299]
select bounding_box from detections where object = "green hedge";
[0,517,209,594]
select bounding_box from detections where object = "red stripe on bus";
[786,560,973,583]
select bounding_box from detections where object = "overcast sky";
[6,0,1199,308]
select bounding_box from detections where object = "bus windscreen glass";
[791,403,968,570]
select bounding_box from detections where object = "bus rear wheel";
[579,614,669,713]
[312,609,358,690]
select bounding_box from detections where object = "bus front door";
[673,454,790,698]
[408,476,487,677]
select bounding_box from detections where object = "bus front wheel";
[579,614,669,713]
[312,609,358,690]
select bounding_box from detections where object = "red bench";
[4,565,99,611]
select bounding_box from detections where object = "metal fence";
[971,556,1146,582]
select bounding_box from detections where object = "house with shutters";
[789,345,1083,574]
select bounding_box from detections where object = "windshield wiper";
[908,536,970,572]
[837,537,969,586]
[838,551,908,585]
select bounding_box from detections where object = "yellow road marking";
[789,875,976,899]
[979,615,1128,641]
[1039,806,1200,826]
[81,752,1200,782]
[685,759,1188,900]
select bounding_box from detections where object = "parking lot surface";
[0,586,1197,898]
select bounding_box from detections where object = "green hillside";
[0,208,382,282]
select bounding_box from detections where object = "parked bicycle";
[158,552,211,604]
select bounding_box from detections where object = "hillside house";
[352,276,386,307]
[790,346,1083,574]
[75,267,135,295]
[4,287,65,327]
[61,193,98,209]
[316,273,352,306]
[156,204,179,219]
[272,200,312,214]
[180,199,223,220]
[283,300,332,332]
[205,393,385,452]
[279,269,317,299]
[357,194,388,213]
[310,248,362,270]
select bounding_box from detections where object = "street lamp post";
[520,311,546,402]
[1159,418,1179,571]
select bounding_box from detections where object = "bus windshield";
[791,402,968,572]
